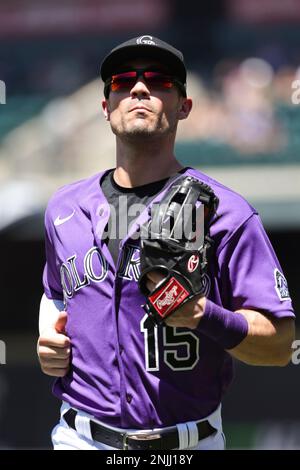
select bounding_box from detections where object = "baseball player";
[37,35,295,450]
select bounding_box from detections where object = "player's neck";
[114,138,183,187]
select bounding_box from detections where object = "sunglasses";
[104,69,186,98]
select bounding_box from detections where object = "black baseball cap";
[100,35,187,85]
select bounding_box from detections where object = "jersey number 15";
[140,314,200,372]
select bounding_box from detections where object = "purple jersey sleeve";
[217,213,295,318]
[42,207,64,301]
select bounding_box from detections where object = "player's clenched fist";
[37,311,71,377]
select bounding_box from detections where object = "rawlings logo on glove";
[138,176,218,325]
[149,277,189,316]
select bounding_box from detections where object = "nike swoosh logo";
[54,210,75,226]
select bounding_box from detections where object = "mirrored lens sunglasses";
[104,69,186,98]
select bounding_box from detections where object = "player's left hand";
[146,271,206,329]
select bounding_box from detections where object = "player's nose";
[130,79,150,99]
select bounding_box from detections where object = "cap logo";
[136,35,156,46]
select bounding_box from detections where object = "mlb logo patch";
[274,269,291,301]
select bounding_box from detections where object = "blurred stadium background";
[0,0,300,449]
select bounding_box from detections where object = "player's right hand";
[37,311,71,377]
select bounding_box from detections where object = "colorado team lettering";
[60,247,108,298]
[60,244,141,299]
[117,243,140,281]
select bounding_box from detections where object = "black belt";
[63,408,216,450]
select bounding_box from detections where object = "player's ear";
[102,99,110,121]
[177,98,192,121]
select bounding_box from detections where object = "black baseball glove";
[138,176,218,325]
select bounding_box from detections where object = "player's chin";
[127,123,156,135]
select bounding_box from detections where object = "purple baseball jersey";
[43,167,295,428]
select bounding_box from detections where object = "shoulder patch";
[274,268,291,301]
